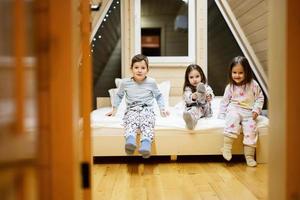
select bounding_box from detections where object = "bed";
[91,95,269,163]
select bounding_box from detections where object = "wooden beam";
[269,0,286,199]
[35,0,82,199]
[80,0,92,199]
[14,0,26,135]
[287,0,300,199]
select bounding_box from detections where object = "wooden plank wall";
[0,1,38,199]
[269,0,300,199]
[91,1,268,96]
[90,1,206,97]
[0,62,36,99]
[79,0,93,199]
[123,1,207,97]
[148,67,185,96]
[286,0,300,198]
[34,0,92,198]
[207,0,245,96]
[227,0,268,75]
[91,0,110,30]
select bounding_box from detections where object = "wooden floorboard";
[92,157,268,200]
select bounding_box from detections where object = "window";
[141,28,161,56]
[134,0,195,64]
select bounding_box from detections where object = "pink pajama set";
[218,80,264,147]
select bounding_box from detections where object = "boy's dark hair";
[228,56,253,85]
[131,54,149,69]
[183,64,206,92]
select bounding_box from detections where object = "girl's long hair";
[228,56,253,86]
[183,64,206,93]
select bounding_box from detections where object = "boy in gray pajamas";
[106,54,169,158]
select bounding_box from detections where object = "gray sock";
[139,139,151,159]
[125,136,136,155]
[183,111,196,130]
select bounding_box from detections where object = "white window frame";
[134,0,196,64]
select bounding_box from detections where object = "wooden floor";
[92,157,268,200]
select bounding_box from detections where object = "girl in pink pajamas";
[218,56,264,167]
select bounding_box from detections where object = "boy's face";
[231,64,245,85]
[188,69,201,87]
[131,60,148,82]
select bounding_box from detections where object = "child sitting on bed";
[182,64,214,130]
[106,54,169,158]
[218,56,264,167]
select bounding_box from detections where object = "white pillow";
[115,78,122,88]
[155,80,170,108]
[108,88,126,117]
[110,79,171,116]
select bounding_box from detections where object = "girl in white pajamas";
[218,56,264,167]
[182,64,214,130]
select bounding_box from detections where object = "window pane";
[141,0,188,56]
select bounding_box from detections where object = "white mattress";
[91,97,269,133]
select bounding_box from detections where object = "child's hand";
[192,92,198,101]
[160,110,170,117]
[206,94,212,102]
[252,112,258,120]
[106,109,117,117]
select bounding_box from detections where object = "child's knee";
[226,111,240,122]
[243,133,257,146]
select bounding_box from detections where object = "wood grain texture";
[228,0,268,74]
[93,162,268,200]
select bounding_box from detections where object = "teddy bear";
[196,82,212,117]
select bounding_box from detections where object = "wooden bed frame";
[92,97,268,163]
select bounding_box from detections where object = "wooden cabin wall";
[34,0,92,198]
[122,0,207,97]
[0,64,36,99]
[91,0,110,30]
[227,0,268,75]
[91,1,267,96]
[207,0,245,96]
[0,1,38,199]
[148,67,185,96]
[90,0,205,97]
[0,1,36,98]
[151,1,206,97]
[0,0,91,198]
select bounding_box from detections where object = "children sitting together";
[106,54,264,167]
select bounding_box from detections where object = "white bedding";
[91,97,269,132]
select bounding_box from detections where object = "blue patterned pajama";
[123,106,155,142]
